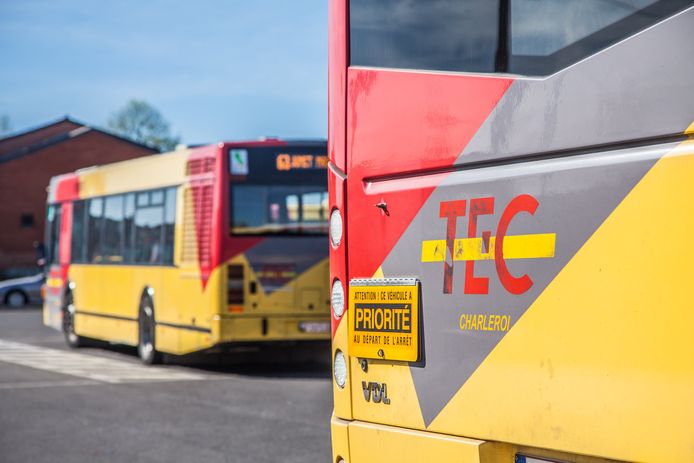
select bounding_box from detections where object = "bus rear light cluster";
[331,279,345,318]
[333,349,347,388]
[329,208,343,247]
[227,264,244,305]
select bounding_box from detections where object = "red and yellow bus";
[43,139,330,363]
[329,1,694,462]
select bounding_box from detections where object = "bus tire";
[62,290,84,348]
[138,295,162,365]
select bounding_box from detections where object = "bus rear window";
[350,0,692,76]
[231,185,328,235]
[350,0,500,73]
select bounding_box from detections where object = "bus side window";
[133,190,164,264]
[102,195,125,263]
[124,193,135,263]
[87,198,104,264]
[163,187,176,265]
[71,201,86,263]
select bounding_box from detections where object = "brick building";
[0,117,158,279]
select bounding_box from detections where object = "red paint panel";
[57,201,73,291]
[188,145,221,289]
[222,140,288,149]
[329,164,347,336]
[192,141,293,290]
[59,202,73,266]
[54,174,80,202]
[221,237,264,264]
[346,69,513,279]
[192,182,215,286]
[328,0,348,335]
[218,143,266,264]
[48,266,63,296]
[328,0,347,172]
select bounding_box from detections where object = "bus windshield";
[231,184,328,235]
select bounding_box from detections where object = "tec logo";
[421,194,556,295]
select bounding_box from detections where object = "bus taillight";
[329,208,343,247]
[227,264,244,309]
[331,279,345,318]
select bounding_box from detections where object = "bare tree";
[107,100,180,152]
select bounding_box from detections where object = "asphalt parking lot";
[0,307,333,463]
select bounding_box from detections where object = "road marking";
[0,379,98,390]
[0,339,209,384]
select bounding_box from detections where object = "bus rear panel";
[329,2,694,462]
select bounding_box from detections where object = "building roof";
[0,116,158,165]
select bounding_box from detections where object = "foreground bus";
[43,139,330,363]
[329,2,694,462]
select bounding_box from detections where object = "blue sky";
[0,1,328,144]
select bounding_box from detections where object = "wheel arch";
[138,286,156,316]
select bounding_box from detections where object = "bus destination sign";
[276,153,328,171]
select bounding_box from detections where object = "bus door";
[43,202,69,330]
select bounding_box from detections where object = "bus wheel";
[62,291,83,348]
[6,290,27,308]
[138,296,162,365]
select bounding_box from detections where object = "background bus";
[43,139,330,364]
[329,1,694,463]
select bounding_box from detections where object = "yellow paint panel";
[155,325,179,353]
[68,253,327,354]
[347,420,514,463]
[685,120,694,135]
[75,313,137,345]
[177,328,213,353]
[429,140,694,462]
[331,416,351,463]
[217,315,329,342]
[69,264,219,355]
[218,255,330,342]
[78,150,189,197]
[237,254,330,317]
[421,234,555,262]
[333,310,353,420]
[349,357,426,431]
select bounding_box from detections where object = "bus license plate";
[348,278,419,362]
[298,321,330,333]
[515,456,562,463]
